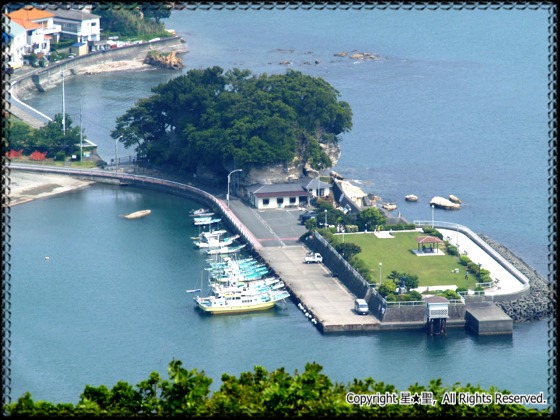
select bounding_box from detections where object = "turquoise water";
[8,5,554,409]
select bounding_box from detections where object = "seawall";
[11,36,188,100]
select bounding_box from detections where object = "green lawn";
[332,231,478,289]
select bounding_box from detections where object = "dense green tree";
[9,113,84,157]
[112,67,352,175]
[357,207,386,231]
[335,242,361,260]
[140,3,172,24]
[7,120,35,152]
[3,360,549,417]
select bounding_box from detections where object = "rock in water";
[430,196,460,210]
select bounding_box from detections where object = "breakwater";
[478,234,553,322]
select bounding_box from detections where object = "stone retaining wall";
[477,234,553,322]
[12,36,187,99]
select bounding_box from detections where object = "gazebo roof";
[416,236,443,244]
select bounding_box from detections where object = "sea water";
[8,5,554,409]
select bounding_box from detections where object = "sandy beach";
[78,59,154,75]
[5,170,95,207]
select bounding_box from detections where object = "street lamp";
[431,204,435,228]
[227,169,243,208]
[115,135,123,174]
[379,262,382,287]
[61,70,66,133]
[324,210,327,228]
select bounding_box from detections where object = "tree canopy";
[4,359,549,417]
[112,67,352,175]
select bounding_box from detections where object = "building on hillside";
[5,19,27,69]
[246,177,332,210]
[7,7,60,57]
[47,7,101,49]
[69,41,88,56]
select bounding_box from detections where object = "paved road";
[228,199,307,247]
[226,197,381,331]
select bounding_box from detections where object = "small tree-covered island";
[112,66,353,182]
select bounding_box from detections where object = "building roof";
[424,295,450,304]
[416,236,444,244]
[302,176,331,190]
[8,16,41,30]
[47,8,100,21]
[8,7,55,21]
[247,182,307,198]
[5,18,27,37]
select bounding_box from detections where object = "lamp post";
[115,135,122,174]
[324,209,327,228]
[227,169,243,208]
[431,204,435,228]
[378,262,382,287]
[61,70,66,134]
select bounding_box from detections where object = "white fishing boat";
[189,208,214,217]
[206,244,246,255]
[193,287,290,315]
[194,234,240,249]
[193,217,222,226]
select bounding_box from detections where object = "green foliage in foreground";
[4,360,550,417]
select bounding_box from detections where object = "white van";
[354,299,369,315]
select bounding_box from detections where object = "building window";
[289,197,296,204]
[263,198,269,206]
[277,198,284,206]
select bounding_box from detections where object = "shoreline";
[5,170,94,207]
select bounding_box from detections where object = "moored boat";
[206,244,246,255]
[123,209,152,219]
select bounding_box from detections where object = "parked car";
[354,298,369,315]
[304,252,323,264]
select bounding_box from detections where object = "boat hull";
[194,298,276,314]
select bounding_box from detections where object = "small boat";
[194,234,240,249]
[124,209,151,219]
[206,244,246,255]
[190,208,214,217]
[405,194,418,202]
[194,217,222,226]
[189,208,214,217]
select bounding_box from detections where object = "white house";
[48,7,101,48]
[7,7,60,57]
[246,177,331,210]
[5,19,27,69]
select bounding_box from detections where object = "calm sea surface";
[9,6,554,409]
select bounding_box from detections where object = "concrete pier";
[464,302,514,335]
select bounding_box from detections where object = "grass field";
[331,231,478,289]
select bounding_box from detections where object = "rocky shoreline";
[478,233,554,323]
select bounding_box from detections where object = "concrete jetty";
[7,165,546,335]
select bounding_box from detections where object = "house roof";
[247,182,307,198]
[416,236,444,244]
[8,7,54,21]
[302,176,331,190]
[47,8,100,21]
[424,295,449,304]
[8,16,41,30]
[5,18,27,36]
